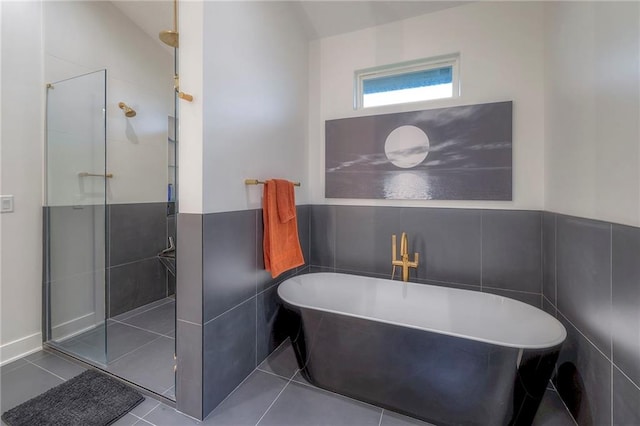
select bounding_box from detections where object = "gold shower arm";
[173,75,193,103]
[178,92,193,102]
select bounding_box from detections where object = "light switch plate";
[0,195,14,213]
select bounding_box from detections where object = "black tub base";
[284,306,560,426]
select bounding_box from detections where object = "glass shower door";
[44,70,108,366]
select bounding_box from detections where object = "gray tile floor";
[55,297,176,397]
[1,338,576,426]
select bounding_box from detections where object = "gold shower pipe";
[245,179,301,187]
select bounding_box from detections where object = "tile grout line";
[129,401,161,421]
[331,266,487,292]
[331,266,541,298]
[480,211,483,291]
[25,359,67,382]
[113,298,175,323]
[110,318,174,339]
[610,223,613,426]
[613,363,640,393]
[176,318,200,327]
[255,210,259,369]
[203,366,269,422]
[550,381,579,426]
[540,212,543,297]
[108,255,165,271]
[256,366,297,382]
[332,206,336,272]
[554,213,557,317]
[108,335,166,365]
[203,295,256,327]
[281,366,390,414]
[256,337,291,371]
[557,311,611,363]
[254,374,296,426]
[0,360,30,376]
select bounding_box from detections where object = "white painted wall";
[40,1,175,341]
[201,1,309,214]
[0,1,175,364]
[177,0,204,215]
[0,1,45,364]
[544,2,640,227]
[43,1,174,205]
[309,2,545,210]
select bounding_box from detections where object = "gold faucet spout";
[401,232,408,257]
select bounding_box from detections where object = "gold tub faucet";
[392,233,419,282]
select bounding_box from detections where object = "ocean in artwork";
[325,101,513,200]
[326,168,512,200]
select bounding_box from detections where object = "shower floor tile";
[118,300,175,336]
[57,321,159,363]
[107,336,175,394]
[51,297,175,398]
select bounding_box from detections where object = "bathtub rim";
[278,272,567,350]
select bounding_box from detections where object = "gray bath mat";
[1,369,144,426]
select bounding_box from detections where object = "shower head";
[159,30,179,48]
[118,102,136,118]
[159,0,179,48]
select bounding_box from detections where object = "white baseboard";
[0,332,42,366]
[0,314,100,366]
[51,312,98,342]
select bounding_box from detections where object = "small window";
[354,54,459,109]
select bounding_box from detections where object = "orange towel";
[263,179,305,278]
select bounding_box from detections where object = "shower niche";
[44,69,178,401]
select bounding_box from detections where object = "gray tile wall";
[309,205,543,307]
[108,203,171,317]
[176,204,639,423]
[543,212,640,425]
[200,206,309,418]
[45,203,172,319]
[45,205,106,340]
[176,213,203,419]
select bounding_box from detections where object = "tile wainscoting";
[44,201,174,353]
[176,206,310,419]
[309,205,544,307]
[174,204,640,424]
[108,203,173,317]
[543,212,640,425]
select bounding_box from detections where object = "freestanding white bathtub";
[278,273,566,426]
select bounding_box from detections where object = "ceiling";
[293,1,469,39]
[111,1,468,49]
[110,1,174,54]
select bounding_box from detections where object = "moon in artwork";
[384,125,430,168]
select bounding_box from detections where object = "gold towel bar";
[245,179,300,187]
[78,172,114,178]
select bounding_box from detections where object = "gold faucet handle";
[392,234,397,260]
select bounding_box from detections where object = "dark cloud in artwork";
[325,101,512,173]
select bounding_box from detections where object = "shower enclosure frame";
[42,67,178,407]
[42,69,109,361]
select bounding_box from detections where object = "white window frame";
[353,53,460,110]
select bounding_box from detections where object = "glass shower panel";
[45,70,108,365]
